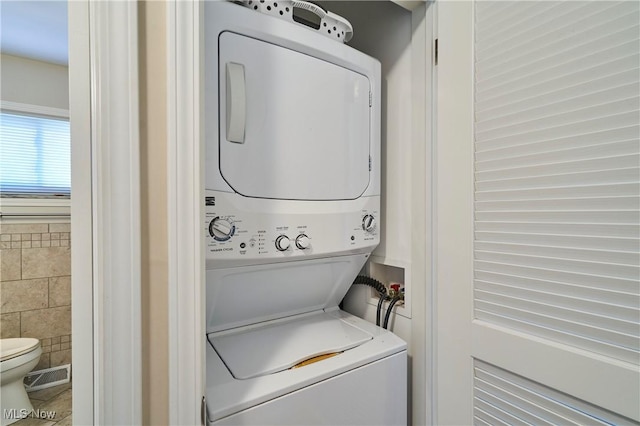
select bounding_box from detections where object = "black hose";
[351,275,388,327]
[376,295,386,327]
[383,296,402,329]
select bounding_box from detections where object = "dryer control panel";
[205,191,379,268]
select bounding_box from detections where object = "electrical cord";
[383,296,402,329]
[351,275,387,295]
[350,275,387,327]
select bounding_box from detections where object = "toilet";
[0,338,42,426]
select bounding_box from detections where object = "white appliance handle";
[289,1,353,43]
[290,0,327,18]
[226,62,246,143]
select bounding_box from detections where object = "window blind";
[474,1,640,364]
[0,111,71,196]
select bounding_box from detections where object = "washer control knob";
[209,217,235,241]
[362,215,376,232]
[295,234,310,250]
[275,235,291,251]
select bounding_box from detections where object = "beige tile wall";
[0,222,72,371]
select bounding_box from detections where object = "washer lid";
[0,338,40,361]
[208,312,372,380]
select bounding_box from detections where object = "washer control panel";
[205,192,379,265]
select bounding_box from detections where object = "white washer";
[205,2,407,424]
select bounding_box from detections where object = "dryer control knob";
[362,215,376,233]
[275,235,291,251]
[209,217,235,241]
[295,234,310,250]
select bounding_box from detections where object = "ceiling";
[1,1,68,65]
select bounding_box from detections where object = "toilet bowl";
[0,338,42,426]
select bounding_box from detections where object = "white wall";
[1,53,69,109]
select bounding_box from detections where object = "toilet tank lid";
[0,338,40,361]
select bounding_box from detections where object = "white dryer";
[204,2,407,424]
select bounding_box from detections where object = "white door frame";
[167,1,205,424]
[432,1,475,424]
[70,1,142,423]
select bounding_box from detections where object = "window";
[0,111,71,197]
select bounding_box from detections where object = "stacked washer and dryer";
[204,1,407,424]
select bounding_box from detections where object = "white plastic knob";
[275,235,291,251]
[296,234,310,249]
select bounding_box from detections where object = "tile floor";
[14,382,71,426]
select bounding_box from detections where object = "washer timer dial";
[209,217,235,241]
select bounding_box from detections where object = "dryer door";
[218,32,371,200]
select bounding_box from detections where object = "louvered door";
[472,1,639,423]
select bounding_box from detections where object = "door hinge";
[202,396,207,425]
[369,91,372,107]
[435,38,438,65]
[369,156,372,171]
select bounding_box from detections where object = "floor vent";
[24,364,71,392]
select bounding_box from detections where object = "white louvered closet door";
[473,1,640,424]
